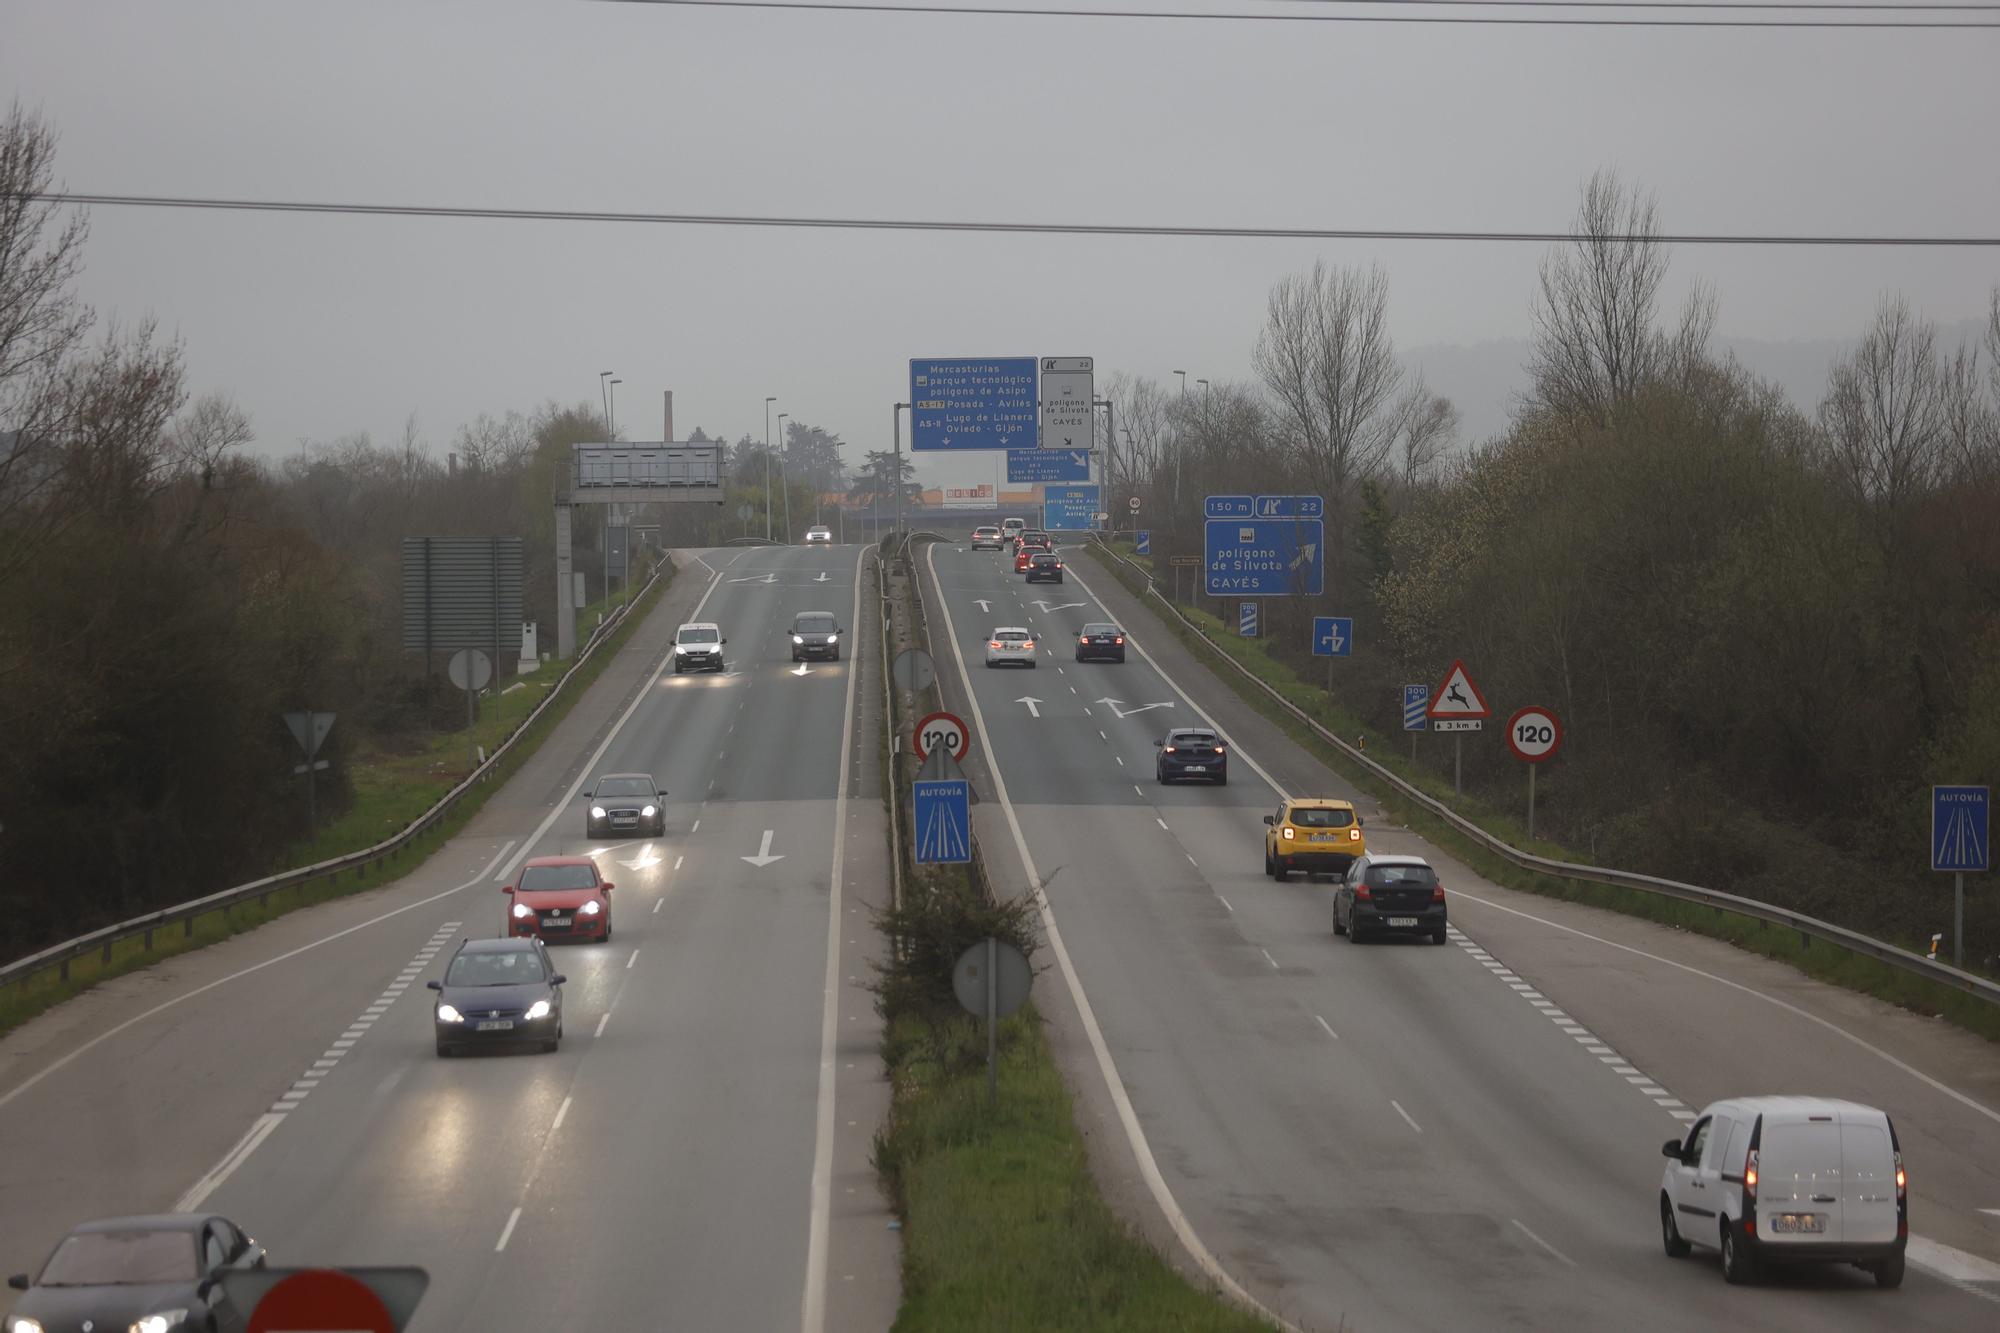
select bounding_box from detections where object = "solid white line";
[595,1013,609,1038]
[801,543,866,1333]
[487,839,521,880]
[495,1206,522,1252]
[1216,895,1233,913]
[1391,1099,1423,1134]
[1511,1218,1578,1268]
[626,949,639,970]
[1315,1014,1338,1040]
[1259,948,1279,971]
[923,542,1298,1333]
[552,1095,572,1131]
[173,1112,284,1212]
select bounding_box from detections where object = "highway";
[922,531,2000,1332]
[0,544,899,1332]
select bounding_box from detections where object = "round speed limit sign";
[1506,706,1563,763]
[914,710,971,763]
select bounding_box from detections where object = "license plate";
[1314,833,1332,842]
[476,1020,514,1031]
[1387,917,1419,927]
[1770,1213,1824,1234]
[545,915,571,926]
[1186,765,1207,772]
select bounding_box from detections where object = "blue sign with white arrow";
[1007,449,1091,483]
[1134,530,1150,556]
[1403,684,1430,731]
[914,778,972,865]
[1204,518,1325,597]
[1043,484,1101,531]
[1312,616,1352,657]
[910,358,1039,451]
[1932,785,1990,873]
[1239,602,1259,637]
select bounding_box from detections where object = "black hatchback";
[1025,551,1064,583]
[1335,855,1449,944]
[7,1213,267,1333]
[430,936,567,1055]
[1075,622,1126,663]
[1155,728,1227,784]
[790,610,845,661]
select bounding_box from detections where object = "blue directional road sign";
[914,778,972,865]
[1204,518,1325,597]
[1252,494,1326,519]
[1932,786,1990,872]
[910,358,1039,451]
[1134,530,1150,556]
[1205,495,1255,519]
[1239,602,1259,637]
[1312,616,1353,657]
[1043,484,1102,532]
[1007,449,1090,483]
[1403,684,1430,732]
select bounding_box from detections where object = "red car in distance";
[505,855,614,944]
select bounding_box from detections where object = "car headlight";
[437,1003,465,1023]
[10,1316,47,1333]
[590,805,606,819]
[525,1000,552,1021]
[131,1312,189,1333]
[674,644,689,655]
[641,804,657,817]
[580,900,601,915]
[793,634,805,644]
[512,901,533,919]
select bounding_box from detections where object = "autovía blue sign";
[1203,518,1324,597]
[1932,785,1990,873]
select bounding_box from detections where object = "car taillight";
[1432,883,1446,902]
[1895,1153,1905,1196]
[1354,884,1372,900]
[1163,746,1177,753]
[1080,635,1090,644]
[1213,746,1225,754]
[1349,828,1362,841]
[989,640,1002,649]
[1114,636,1124,644]
[1744,1149,1758,1201]
[1281,827,1295,840]
[1054,562,1062,569]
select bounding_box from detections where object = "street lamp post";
[609,379,622,437]
[777,413,791,542]
[763,396,778,540]
[1197,378,1209,398]
[599,371,613,432]
[1174,370,1186,397]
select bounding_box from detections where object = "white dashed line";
[1217,895,1234,913]
[1315,1014,1338,1041]
[1156,818,1169,831]
[626,949,640,970]
[595,1013,610,1038]
[1259,948,1279,971]
[691,820,701,833]
[496,1206,522,1252]
[652,899,663,914]
[674,855,684,870]
[1511,1218,1577,1268]
[1391,1100,1423,1134]
[552,1096,572,1131]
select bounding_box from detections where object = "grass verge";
[1083,544,2000,1045]
[0,560,676,1038]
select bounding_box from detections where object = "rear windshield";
[975,527,999,534]
[594,777,652,797]
[1170,732,1218,746]
[41,1231,198,1286]
[997,630,1031,642]
[1031,553,1058,564]
[1365,863,1437,889]
[1761,1121,1843,1183]
[795,615,837,633]
[519,864,600,892]
[445,949,548,986]
[1083,623,1118,635]
[678,627,719,644]
[1290,806,1353,828]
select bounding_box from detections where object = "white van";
[1659,1096,1906,1287]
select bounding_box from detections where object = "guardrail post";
[184,916,194,938]
[144,927,153,952]
[101,939,112,965]
[59,957,69,982]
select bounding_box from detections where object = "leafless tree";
[452,410,534,475]
[168,392,253,481]
[1100,371,1168,492]
[1818,295,1948,510]
[1528,169,1712,424]
[1392,374,1460,486]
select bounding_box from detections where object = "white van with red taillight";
[1660,1096,1906,1288]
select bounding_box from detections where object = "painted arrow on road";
[1017,697,1042,718]
[793,662,812,677]
[814,571,830,582]
[1031,600,1087,613]
[619,848,663,871]
[740,829,785,868]
[1095,698,1176,720]
[974,599,992,612]
[730,572,777,584]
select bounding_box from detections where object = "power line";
[26,191,2000,246]
[599,0,2000,26]
[1265,0,2000,9]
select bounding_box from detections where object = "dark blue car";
[429,936,566,1056]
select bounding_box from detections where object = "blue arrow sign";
[1006,449,1090,483]
[910,358,1039,451]
[1134,530,1150,556]
[1043,484,1101,531]
[1932,786,1990,872]
[1204,518,1325,597]
[1403,684,1430,732]
[914,778,972,864]
[1312,616,1353,657]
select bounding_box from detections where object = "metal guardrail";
[1086,537,2000,1007]
[1,557,673,995]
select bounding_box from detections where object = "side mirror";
[239,1244,268,1270]
[1357,816,1365,827]
[7,1274,28,1291]
[721,638,729,645]
[601,882,616,892]
[198,1275,221,1301]
[500,885,515,894]
[1153,739,1164,748]
[551,974,568,986]
[1262,815,1275,825]
[426,980,443,991]
[1661,1138,1685,1161]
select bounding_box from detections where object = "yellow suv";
[1264,798,1366,881]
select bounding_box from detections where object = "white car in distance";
[984,627,1038,668]
[804,526,832,545]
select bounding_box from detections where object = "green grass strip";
[0,562,677,1039]
[1083,545,2000,1045]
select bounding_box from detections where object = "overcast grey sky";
[5,0,1996,486]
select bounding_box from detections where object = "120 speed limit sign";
[1506,706,1563,763]
[914,711,971,763]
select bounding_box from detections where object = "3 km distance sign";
[1506,706,1563,763]
[914,711,971,763]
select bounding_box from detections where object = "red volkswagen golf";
[504,855,615,944]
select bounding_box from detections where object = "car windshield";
[445,950,548,986]
[679,627,719,644]
[519,864,600,892]
[795,615,837,633]
[40,1231,198,1286]
[1366,864,1438,888]
[1291,807,1354,828]
[594,778,653,798]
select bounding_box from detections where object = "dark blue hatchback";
[429,936,566,1056]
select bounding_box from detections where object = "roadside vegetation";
[1103,168,2000,981]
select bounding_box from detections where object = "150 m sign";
[1506,706,1563,763]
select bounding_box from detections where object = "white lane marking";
[486,839,521,880]
[595,1013,610,1038]
[1511,1218,1578,1268]
[674,855,685,870]
[0,839,516,1115]
[1116,756,1124,766]
[1133,785,1143,796]
[1186,854,1198,867]
[923,542,1299,1333]
[173,1113,285,1212]
[691,820,701,833]
[1217,895,1234,913]
[551,1096,572,1131]
[1156,818,1169,831]
[1099,729,1107,740]
[652,899,663,914]
[1259,948,1279,971]
[626,949,640,970]
[1315,1014,1339,1040]
[1391,1100,1423,1134]
[1909,1236,2000,1295]
[495,1206,522,1252]
[802,542,867,1333]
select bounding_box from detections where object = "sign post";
[448,648,494,775]
[1403,685,1429,762]
[282,711,338,843]
[1506,706,1564,840]
[1426,660,1491,797]
[952,937,1031,1107]
[1312,616,1353,695]
[1932,785,1990,967]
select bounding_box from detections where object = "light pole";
[1174,370,1186,398]
[609,379,622,437]
[777,413,791,542]
[1197,378,1209,399]
[763,396,778,540]
[599,371,613,433]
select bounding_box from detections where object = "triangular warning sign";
[1427,660,1491,719]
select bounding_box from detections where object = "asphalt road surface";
[0,544,899,1333]
[922,530,2000,1333]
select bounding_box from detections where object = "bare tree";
[1100,371,1168,492]
[1818,295,1948,510]
[1392,374,1460,486]
[1529,169,1711,424]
